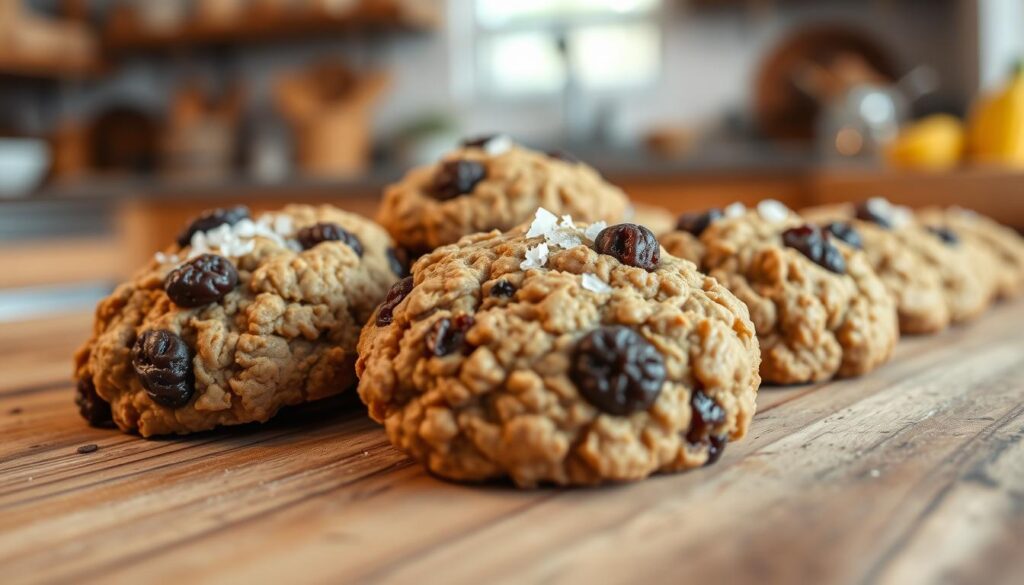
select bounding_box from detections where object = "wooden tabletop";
[2,302,1023,585]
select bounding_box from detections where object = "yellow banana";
[968,62,1024,166]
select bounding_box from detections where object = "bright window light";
[474,0,662,96]
[481,32,567,95]
[570,24,660,89]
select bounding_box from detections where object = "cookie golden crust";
[376,143,629,253]
[664,208,898,384]
[801,204,951,335]
[917,206,1024,300]
[74,205,400,437]
[356,226,760,488]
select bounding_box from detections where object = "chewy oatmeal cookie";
[356,209,761,487]
[917,206,1024,300]
[74,204,401,436]
[804,199,993,323]
[663,201,898,384]
[376,136,629,254]
[800,202,951,334]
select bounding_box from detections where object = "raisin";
[131,330,194,408]
[296,222,363,255]
[376,276,414,326]
[570,326,666,416]
[176,205,250,247]
[547,150,579,164]
[825,221,863,249]
[164,254,238,308]
[927,225,959,246]
[706,434,728,466]
[76,444,99,454]
[686,389,726,444]
[425,315,475,357]
[594,223,661,271]
[676,209,723,236]
[430,160,487,200]
[75,377,113,428]
[387,247,409,277]
[490,280,516,298]
[854,200,893,229]
[782,224,846,274]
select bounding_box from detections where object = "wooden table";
[2,302,1023,585]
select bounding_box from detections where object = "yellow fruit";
[886,114,964,170]
[967,64,1024,167]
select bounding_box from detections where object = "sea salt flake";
[584,221,606,241]
[483,134,513,156]
[520,243,549,270]
[233,218,256,238]
[581,273,612,294]
[757,199,790,222]
[154,251,180,264]
[724,202,747,218]
[527,208,559,238]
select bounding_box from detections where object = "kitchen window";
[472,0,664,97]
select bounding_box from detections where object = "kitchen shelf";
[103,5,437,53]
[0,52,103,80]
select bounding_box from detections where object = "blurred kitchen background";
[2,0,1024,319]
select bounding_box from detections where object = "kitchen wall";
[27,0,967,150]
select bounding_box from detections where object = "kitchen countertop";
[2,301,1023,584]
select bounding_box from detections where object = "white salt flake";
[544,214,584,248]
[233,218,256,238]
[724,202,747,218]
[520,243,549,270]
[171,211,301,262]
[865,197,913,229]
[526,208,559,238]
[483,134,513,156]
[154,251,179,265]
[581,273,612,294]
[584,221,606,241]
[757,199,790,223]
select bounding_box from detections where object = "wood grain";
[0,302,1022,585]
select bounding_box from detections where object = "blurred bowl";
[0,138,51,198]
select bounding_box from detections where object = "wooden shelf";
[0,52,102,80]
[103,5,437,53]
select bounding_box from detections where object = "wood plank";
[0,301,1020,584]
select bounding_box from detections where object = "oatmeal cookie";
[663,201,898,384]
[800,203,950,334]
[917,206,1024,300]
[356,210,761,487]
[806,199,992,323]
[74,204,401,436]
[377,136,629,254]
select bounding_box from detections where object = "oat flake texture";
[74,205,401,436]
[377,143,630,254]
[356,225,761,487]
[662,207,899,384]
